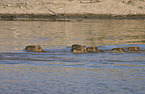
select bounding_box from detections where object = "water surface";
[0,19,145,94]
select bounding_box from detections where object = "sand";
[0,0,145,18]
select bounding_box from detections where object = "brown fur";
[86,47,103,52]
[112,48,125,52]
[128,47,140,51]
[71,44,87,54]
[24,45,45,52]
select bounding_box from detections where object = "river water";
[0,19,145,94]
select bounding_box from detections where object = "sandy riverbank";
[0,0,145,19]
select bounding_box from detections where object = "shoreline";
[1,0,145,20]
[0,13,145,21]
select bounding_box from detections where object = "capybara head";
[24,45,45,52]
[71,44,87,54]
[72,44,86,49]
[86,47,98,51]
[86,47,103,52]
[128,47,140,51]
[112,48,125,52]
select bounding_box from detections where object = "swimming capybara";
[128,47,140,51]
[86,47,103,52]
[71,44,87,54]
[112,48,125,53]
[24,45,45,52]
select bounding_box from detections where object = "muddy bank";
[0,13,145,21]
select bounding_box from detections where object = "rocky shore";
[0,0,145,20]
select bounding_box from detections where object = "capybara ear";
[24,45,45,52]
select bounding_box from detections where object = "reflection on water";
[0,19,145,51]
[0,19,145,94]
